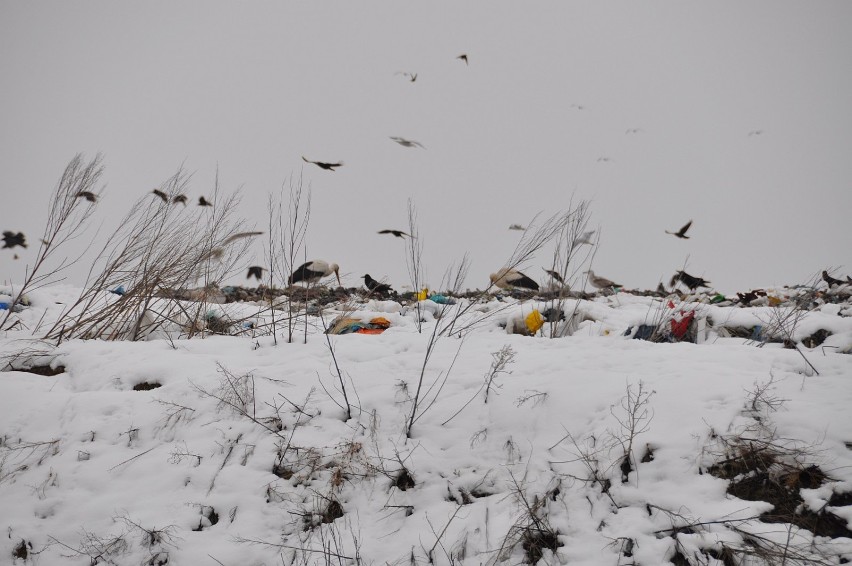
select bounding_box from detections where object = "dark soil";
[133,381,162,391]
[11,364,65,376]
[321,500,344,524]
[272,462,293,480]
[394,468,415,491]
[522,528,562,564]
[12,540,30,560]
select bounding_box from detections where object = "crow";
[390,136,425,149]
[378,229,410,239]
[76,191,97,202]
[508,224,526,231]
[456,54,468,65]
[363,274,393,295]
[666,220,693,239]
[670,270,710,291]
[152,189,168,202]
[2,231,27,249]
[543,268,565,285]
[247,266,265,280]
[173,194,188,205]
[302,156,343,171]
[198,196,212,206]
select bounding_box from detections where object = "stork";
[490,268,539,292]
[289,260,341,287]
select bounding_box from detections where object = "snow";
[1,285,852,565]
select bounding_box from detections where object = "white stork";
[489,268,539,291]
[289,260,341,286]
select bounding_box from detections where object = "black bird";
[173,194,188,206]
[378,229,410,239]
[543,268,565,285]
[666,220,692,239]
[152,189,168,202]
[363,274,393,295]
[302,156,343,171]
[76,191,97,202]
[395,71,417,83]
[670,270,710,291]
[456,54,468,65]
[247,266,265,280]
[655,282,667,296]
[737,290,765,304]
[2,231,27,249]
[390,136,425,149]
[288,260,341,286]
[198,196,213,207]
[822,270,847,288]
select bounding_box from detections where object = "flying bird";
[490,268,539,292]
[363,274,394,295]
[152,189,168,202]
[508,224,526,231]
[543,268,565,285]
[625,128,644,134]
[665,220,693,239]
[575,230,595,245]
[2,231,27,249]
[395,72,417,82]
[302,156,343,171]
[76,191,97,202]
[456,54,468,65]
[748,130,764,137]
[289,260,341,286]
[378,229,411,239]
[670,270,710,291]
[198,196,212,207]
[172,194,188,206]
[822,270,847,288]
[199,231,264,261]
[247,266,265,280]
[389,136,425,149]
[585,270,621,291]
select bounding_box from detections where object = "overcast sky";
[2,2,851,294]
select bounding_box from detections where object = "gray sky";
[2,1,851,294]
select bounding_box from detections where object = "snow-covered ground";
[1,284,851,565]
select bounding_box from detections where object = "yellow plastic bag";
[416,288,429,301]
[525,310,544,334]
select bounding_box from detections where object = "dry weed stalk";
[1,154,103,331]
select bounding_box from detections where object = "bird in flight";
[2,231,27,249]
[173,194,188,206]
[76,191,97,202]
[456,54,468,65]
[198,196,212,207]
[670,270,710,291]
[378,229,411,239]
[665,220,693,239]
[543,268,565,285]
[247,266,265,280]
[395,72,417,83]
[748,130,764,137]
[152,189,168,202]
[199,231,264,261]
[508,224,526,231]
[575,230,595,245]
[302,156,343,171]
[390,136,425,149]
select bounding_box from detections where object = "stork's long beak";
[335,268,342,287]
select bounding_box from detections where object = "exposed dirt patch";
[393,468,415,491]
[133,381,162,391]
[10,364,65,376]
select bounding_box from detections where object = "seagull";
[199,231,264,261]
[665,220,693,239]
[543,268,565,285]
[289,260,341,286]
[395,71,417,83]
[456,54,468,65]
[363,274,394,295]
[247,266,265,280]
[670,270,710,291]
[585,270,621,291]
[198,196,213,207]
[2,231,27,249]
[76,191,97,202]
[152,189,168,202]
[302,156,343,171]
[822,270,847,288]
[575,230,595,245]
[390,136,425,149]
[508,224,526,231]
[378,229,411,239]
[490,268,539,292]
[172,194,188,206]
